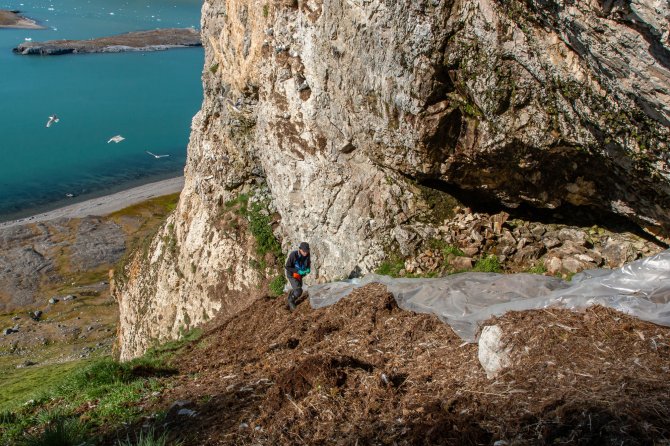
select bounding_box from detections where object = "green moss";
[209,63,219,74]
[262,3,269,17]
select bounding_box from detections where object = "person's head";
[298,241,310,256]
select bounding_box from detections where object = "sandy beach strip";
[0,10,45,29]
[0,176,184,229]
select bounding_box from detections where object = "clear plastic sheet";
[308,249,670,342]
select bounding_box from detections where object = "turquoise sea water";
[0,0,203,221]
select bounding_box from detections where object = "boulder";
[450,256,474,271]
[601,240,637,268]
[478,325,511,379]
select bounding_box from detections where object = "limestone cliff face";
[116,0,670,360]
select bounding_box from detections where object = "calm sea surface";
[0,0,203,221]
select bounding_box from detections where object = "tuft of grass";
[473,255,503,273]
[269,275,286,296]
[527,263,547,275]
[117,428,180,446]
[262,3,269,17]
[18,418,91,446]
[208,63,219,74]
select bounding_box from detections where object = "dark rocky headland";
[13,28,201,55]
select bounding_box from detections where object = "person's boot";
[287,294,297,311]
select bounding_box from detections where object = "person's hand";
[293,272,301,280]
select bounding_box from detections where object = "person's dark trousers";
[287,275,302,307]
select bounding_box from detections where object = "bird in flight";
[146,151,170,159]
[46,115,59,128]
[107,135,125,144]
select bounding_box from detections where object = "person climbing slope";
[285,242,311,311]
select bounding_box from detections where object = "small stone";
[542,237,561,249]
[544,256,562,275]
[49,297,58,304]
[63,295,76,301]
[3,328,14,335]
[177,408,197,417]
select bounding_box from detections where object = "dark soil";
[115,284,670,445]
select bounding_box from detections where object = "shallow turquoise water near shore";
[0,0,203,220]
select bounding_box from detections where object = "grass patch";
[473,255,503,273]
[0,329,201,445]
[526,263,547,275]
[375,256,405,277]
[269,275,286,296]
[108,193,180,220]
[0,361,82,412]
[248,200,282,258]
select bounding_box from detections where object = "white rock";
[478,325,511,379]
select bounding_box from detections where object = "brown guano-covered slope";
[131,284,670,445]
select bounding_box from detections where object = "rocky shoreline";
[0,10,44,29]
[13,28,201,55]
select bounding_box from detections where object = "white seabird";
[46,115,59,128]
[146,151,170,159]
[107,135,125,144]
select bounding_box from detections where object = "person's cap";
[299,242,310,253]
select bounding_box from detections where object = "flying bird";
[146,151,170,159]
[107,135,125,143]
[46,115,59,128]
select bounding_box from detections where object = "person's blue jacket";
[285,250,311,278]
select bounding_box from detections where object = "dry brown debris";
[124,284,670,445]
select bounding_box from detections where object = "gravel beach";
[0,176,184,229]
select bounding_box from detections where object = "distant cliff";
[115,0,670,360]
